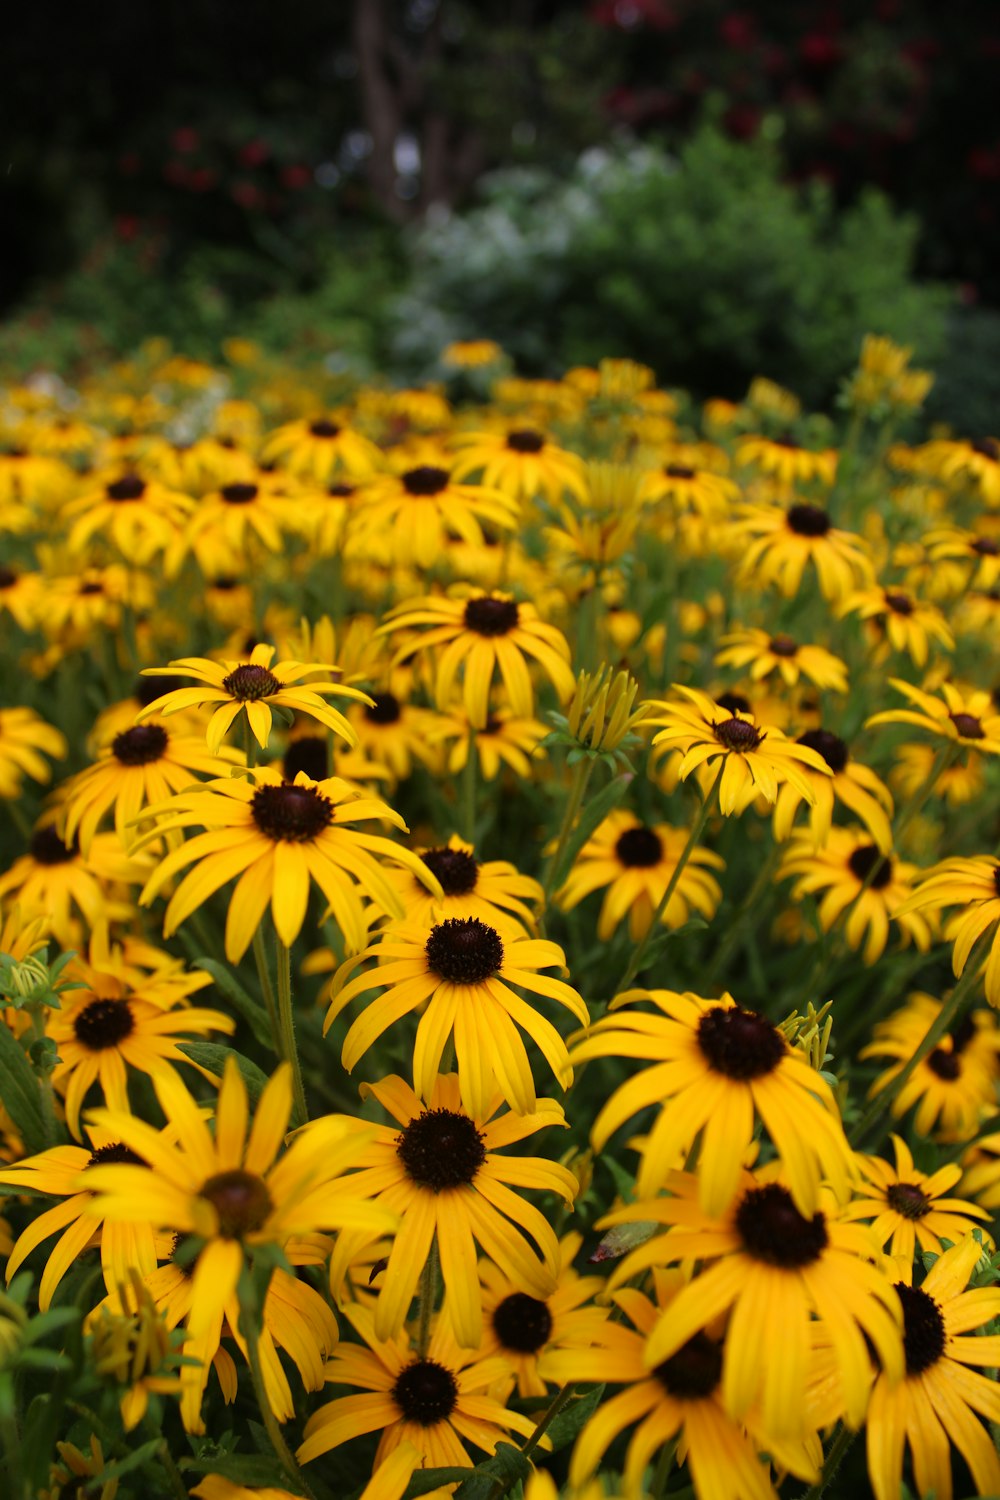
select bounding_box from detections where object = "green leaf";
[182,1452,293,1488]
[456,1443,532,1499]
[0,1017,49,1152]
[402,1468,476,1499]
[178,1042,270,1106]
[546,1382,605,1449]
[191,958,272,1046]
[547,773,633,893]
[590,1220,657,1264]
[96,1438,163,1483]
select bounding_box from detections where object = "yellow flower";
[859,992,1000,1139]
[442,339,504,368]
[736,434,838,487]
[898,856,1000,1004]
[840,585,954,667]
[638,461,739,516]
[450,425,586,506]
[260,415,382,482]
[0,825,151,947]
[0,708,67,799]
[866,677,1000,754]
[771,728,895,853]
[429,704,549,779]
[350,464,519,569]
[727,500,873,600]
[715,627,848,692]
[60,469,195,563]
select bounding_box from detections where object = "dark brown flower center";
[222,663,281,700]
[364,692,402,725]
[786,504,830,537]
[87,1142,144,1168]
[615,826,663,868]
[112,724,169,766]
[30,827,78,865]
[199,1168,273,1238]
[697,1006,786,1080]
[463,596,520,636]
[769,634,798,657]
[396,1108,486,1190]
[421,846,479,895]
[848,845,892,889]
[796,728,848,774]
[251,783,334,843]
[713,715,762,752]
[927,1048,961,1080]
[134,673,177,707]
[735,1183,828,1267]
[0,565,17,589]
[950,712,984,739]
[653,1331,723,1399]
[309,420,341,438]
[392,1359,458,1424]
[401,466,449,497]
[896,1282,946,1373]
[79,581,105,596]
[283,737,328,783]
[328,482,355,497]
[973,536,1000,556]
[425,917,503,984]
[506,429,545,454]
[886,1182,931,1220]
[74,998,135,1051]
[492,1293,553,1353]
[884,591,914,616]
[972,437,1000,462]
[716,691,751,715]
[665,464,696,479]
[106,475,146,502]
[220,483,259,505]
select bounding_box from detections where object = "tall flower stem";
[542,757,595,903]
[798,1420,855,1500]
[704,841,782,988]
[849,925,996,1151]
[616,763,723,994]
[461,727,478,842]
[275,936,308,1127]
[251,926,280,1047]
[487,1381,578,1500]
[892,740,958,848]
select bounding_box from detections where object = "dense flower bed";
[0,336,998,1500]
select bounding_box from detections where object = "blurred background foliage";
[3,0,998,423]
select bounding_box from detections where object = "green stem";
[245,1310,317,1500]
[616,762,724,994]
[275,935,308,1127]
[849,925,996,1151]
[252,926,280,1049]
[704,841,782,988]
[153,1436,188,1500]
[415,1237,439,1358]
[3,799,31,843]
[542,756,595,902]
[892,741,958,849]
[461,727,477,843]
[487,1382,578,1500]
[799,1421,855,1500]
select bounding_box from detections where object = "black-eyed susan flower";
[0,826,151,946]
[840,584,954,667]
[554,811,723,942]
[638,461,739,517]
[346,688,441,784]
[450,426,586,507]
[601,1169,903,1441]
[840,1135,990,1276]
[571,989,854,1214]
[382,835,543,933]
[325,916,587,1115]
[859,993,1000,1140]
[60,470,195,563]
[324,1073,576,1349]
[924,520,1000,591]
[779,827,932,964]
[0,708,67,799]
[261,415,381,482]
[736,434,838,488]
[136,643,371,756]
[644,686,832,816]
[771,728,895,853]
[134,769,439,960]
[0,1135,155,1311]
[351,465,519,570]
[898,856,1000,1005]
[46,949,234,1139]
[83,1059,397,1432]
[297,1300,538,1472]
[0,563,43,630]
[727,501,873,600]
[474,1231,610,1398]
[925,434,1000,505]
[546,1268,820,1498]
[891,742,983,808]
[42,562,139,636]
[429,704,548,779]
[382,591,575,730]
[715,627,848,693]
[169,474,298,573]
[960,1131,1000,1209]
[867,678,1000,754]
[865,1236,1000,1500]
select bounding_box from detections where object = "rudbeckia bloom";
[429,704,549,779]
[297,1300,538,1472]
[346,689,442,784]
[0,825,151,945]
[771,728,894,853]
[324,1074,577,1348]
[0,563,43,630]
[0,707,67,799]
[325,916,587,1115]
[449,426,586,507]
[59,723,242,855]
[924,521,1000,591]
[381,835,543,934]
[546,1269,820,1498]
[840,585,954,667]
[638,461,739,517]
[135,769,439,960]
[60,470,195,563]
[859,992,1000,1139]
[382,591,575,729]
[897,856,1000,1004]
[892,743,983,808]
[260,415,381,482]
[0,1135,156,1310]
[644,686,832,816]
[350,465,519,569]
[571,989,854,1214]
[715,628,848,693]
[136,643,371,756]
[727,501,873,601]
[867,678,1000,755]
[841,1135,990,1276]
[169,474,296,572]
[84,1059,397,1432]
[779,827,932,964]
[601,1169,903,1440]
[925,434,1000,505]
[736,434,838,488]
[554,811,723,942]
[865,1235,1000,1500]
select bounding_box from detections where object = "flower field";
[0,335,998,1500]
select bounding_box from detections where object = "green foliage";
[390,125,952,405]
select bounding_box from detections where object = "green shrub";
[390,125,952,406]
